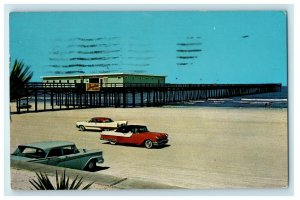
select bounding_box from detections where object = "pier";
[13,83,281,113]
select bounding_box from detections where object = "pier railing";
[25,82,282,89]
[12,82,281,113]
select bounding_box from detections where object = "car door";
[95,119,106,130]
[99,119,113,131]
[58,146,84,170]
[123,127,145,145]
[129,132,147,145]
[46,148,64,166]
[88,118,100,130]
[46,146,84,170]
[113,127,131,143]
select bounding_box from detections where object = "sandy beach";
[9,104,288,189]
[10,168,112,190]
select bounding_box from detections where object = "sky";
[9,11,287,85]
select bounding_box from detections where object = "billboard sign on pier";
[86,83,100,91]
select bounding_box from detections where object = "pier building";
[42,73,166,87]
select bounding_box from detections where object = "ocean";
[172,86,288,108]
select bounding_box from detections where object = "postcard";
[9,10,288,190]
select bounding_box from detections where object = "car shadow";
[101,141,171,149]
[90,166,110,172]
[155,144,171,149]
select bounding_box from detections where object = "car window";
[62,145,78,155]
[131,128,138,133]
[47,148,63,157]
[22,147,36,154]
[117,127,129,133]
[137,127,149,132]
[103,119,113,123]
[89,118,97,122]
[13,147,46,158]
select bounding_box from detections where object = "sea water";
[176,86,288,108]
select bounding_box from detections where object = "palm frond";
[69,175,79,189]
[29,170,94,190]
[10,59,33,101]
[73,177,84,190]
[82,181,94,190]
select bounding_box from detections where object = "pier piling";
[13,83,282,113]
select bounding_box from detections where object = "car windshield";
[12,146,46,159]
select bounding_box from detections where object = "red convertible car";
[99,125,168,149]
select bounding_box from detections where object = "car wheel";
[144,140,153,149]
[109,140,117,145]
[86,160,96,171]
[79,125,85,131]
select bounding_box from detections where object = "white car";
[76,117,127,131]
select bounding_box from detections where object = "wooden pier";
[13,83,282,113]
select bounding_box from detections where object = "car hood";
[76,121,86,124]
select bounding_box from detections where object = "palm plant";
[10,59,33,101]
[29,170,94,190]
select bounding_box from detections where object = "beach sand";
[10,168,112,190]
[9,105,288,189]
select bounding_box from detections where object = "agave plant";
[29,170,94,190]
[10,59,33,101]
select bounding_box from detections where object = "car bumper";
[153,139,168,146]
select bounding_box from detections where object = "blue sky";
[9,11,287,85]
